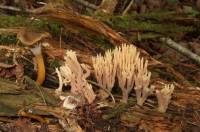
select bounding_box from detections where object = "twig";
[161,37,200,66]
[74,0,98,10]
[0,117,15,123]
[0,28,21,35]
[59,28,62,49]
[18,111,46,123]
[13,53,18,65]
[0,63,15,68]
[0,45,16,51]
[122,0,134,16]
[87,80,116,104]
[20,55,34,65]
[0,5,32,13]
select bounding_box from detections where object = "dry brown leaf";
[14,119,37,132]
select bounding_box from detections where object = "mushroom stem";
[31,45,45,85]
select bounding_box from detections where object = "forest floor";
[0,1,200,132]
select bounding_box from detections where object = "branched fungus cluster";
[92,44,174,113]
[56,50,96,105]
[56,44,174,113]
[92,50,117,99]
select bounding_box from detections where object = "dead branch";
[122,0,134,16]
[32,3,128,46]
[32,4,161,66]
[74,0,98,10]
[0,28,22,35]
[0,63,15,68]
[0,45,16,51]
[161,37,200,66]
[0,5,32,13]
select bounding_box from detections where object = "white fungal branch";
[156,84,174,113]
[56,50,96,104]
[134,57,153,106]
[114,44,140,103]
[55,68,63,94]
[64,50,95,104]
[59,64,72,85]
[92,50,117,99]
[55,59,72,94]
[55,44,174,113]
[55,44,175,112]
[92,44,153,104]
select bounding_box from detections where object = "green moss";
[84,9,94,16]
[50,59,62,69]
[101,11,178,27]
[101,11,195,40]
[30,19,48,30]
[0,15,27,28]
[102,99,136,120]
[88,35,114,50]
[0,35,17,44]
[0,15,62,32]
[48,22,62,37]
[0,15,63,44]
[134,11,179,21]
[104,15,130,29]
[131,21,194,34]
[128,33,162,42]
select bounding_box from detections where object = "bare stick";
[74,0,98,10]
[0,63,15,68]
[161,37,200,66]
[122,0,134,16]
[0,45,16,51]
[0,5,33,13]
[0,28,21,35]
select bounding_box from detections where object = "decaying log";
[0,77,59,116]
[32,4,161,66]
[32,3,128,46]
[74,0,98,10]
[0,3,160,66]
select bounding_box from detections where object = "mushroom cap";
[17,28,51,46]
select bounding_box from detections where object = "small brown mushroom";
[17,28,51,85]
[17,28,51,46]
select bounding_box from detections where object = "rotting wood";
[0,78,59,116]
[32,3,128,46]
[31,4,161,67]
